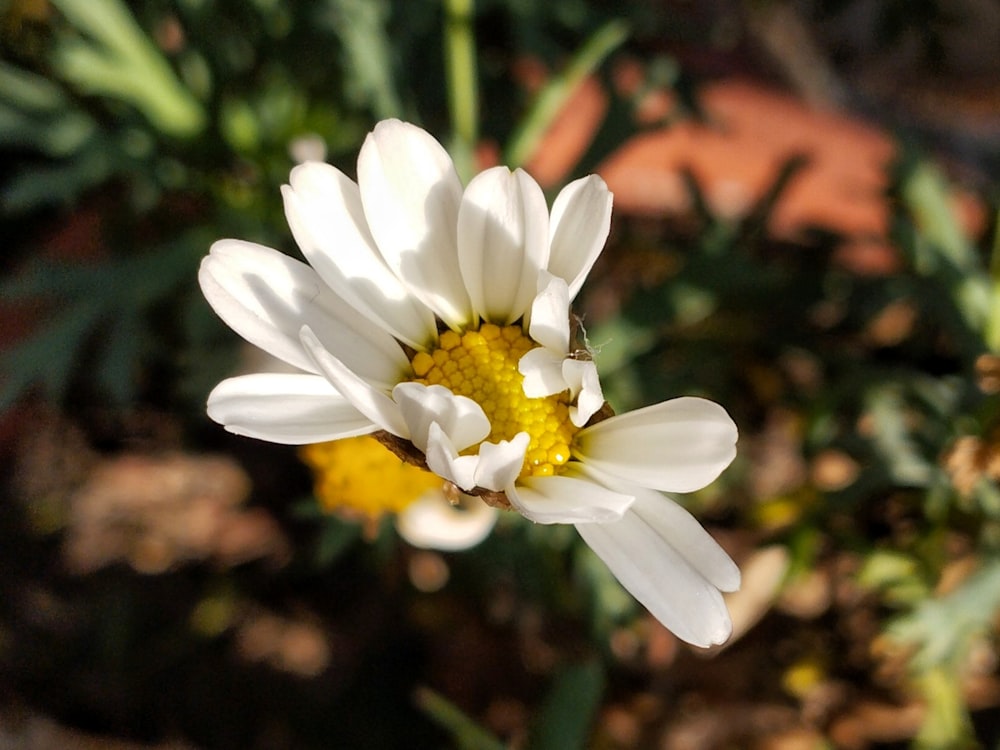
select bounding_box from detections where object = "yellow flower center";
[300,436,442,519]
[409,323,578,479]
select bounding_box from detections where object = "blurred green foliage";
[2,0,1000,748]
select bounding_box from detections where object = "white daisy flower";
[200,119,740,647]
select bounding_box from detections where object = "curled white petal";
[562,358,604,427]
[527,272,570,353]
[548,175,613,300]
[200,240,410,386]
[458,166,549,325]
[392,382,490,454]
[574,509,733,647]
[282,162,437,350]
[575,396,738,493]
[506,472,634,524]
[473,433,530,492]
[396,491,498,551]
[207,373,375,444]
[299,325,408,437]
[357,119,472,329]
[518,347,567,398]
[425,422,478,491]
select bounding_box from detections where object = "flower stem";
[443,0,478,182]
[987,212,1000,353]
[504,19,629,170]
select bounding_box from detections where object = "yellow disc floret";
[411,323,578,479]
[300,436,443,519]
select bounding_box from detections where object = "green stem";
[986,211,1000,353]
[504,19,629,169]
[414,687,506,750]
[443,0,478,182]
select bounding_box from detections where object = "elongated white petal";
[357,119,472,329]
[575,511,733,647]
[200,240,410,386]
[282,162,437,349]
[392,382,490,454]
[562,358,604,427]
[458,167,549,324]
[527,272,570,353]
[425,422,478,490]
[506,472,634,524]
[630,489,740,592]
[548,175,613,299]
[474,433,530,492]
[206,373,375,444]
[518,347,567,397]
[396,492,498,551]
[575,397,737,493]
[198,240,332,373]
[299,326,408,437]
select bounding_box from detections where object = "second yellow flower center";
[410,323,578,479]
[300,436,442,519]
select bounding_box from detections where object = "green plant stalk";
[414,687,506,750]
[443,0,478,183]
[49,0,205,137]
[986,211,1000,353]
[504,19,629,169]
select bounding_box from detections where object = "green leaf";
[888,557,1000,672]
[320,0,404,121]
[0,237,201,410]
[414,687,506,750]
[914,668,977,750]
[0,301,104,409]
[529,660,604,750]
[864,383,934,487]
[314,514,362,568]
[0,62,71,112]
[896,156,990,338]
[49,0,206,137]
[2,148,116,212]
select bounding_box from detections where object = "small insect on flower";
[199,119,740,647]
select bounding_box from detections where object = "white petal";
[200,240,410,386]
[575,397,737,493]
[457,167,549,325]
[518,347,567,398]
[474,433,530,491]
[527,272,570,353]
[396,491,498,551]
[282,162,437,350]
[392,382,490,454]
[425,422,479,490]
[630,489,741,592]
[206,373,375,444]
[575,510,733,647]
[562,358,604,427]
[506,472,634,524]
[357,119,472,329]
[299,325,408,437]
[548,175,613,300]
